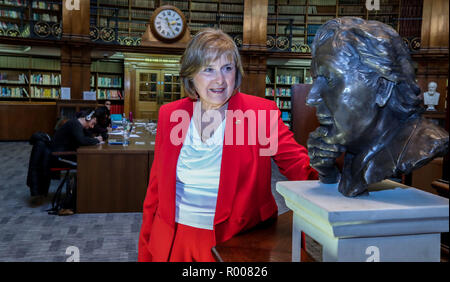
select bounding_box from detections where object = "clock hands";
[165,17,176,35]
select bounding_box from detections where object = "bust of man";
[423,82,440,111]
[306,17,449,197]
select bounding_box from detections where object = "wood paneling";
[291,84,318,147]
[62,0,90,38]
[243,0,268,50]
[421,0,449,51]
[0,103,56,140]
[61,45,92,100]
[76,133,155,213]
[240,52,267,98]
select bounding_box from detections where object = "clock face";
[151,6,186,42]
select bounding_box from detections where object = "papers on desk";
[129,134,140,138]
[109,131,124,135]
[135,142,145,145]
[134,122,147,126]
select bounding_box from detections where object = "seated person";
[51,110,103,159]
[85,106,111,141]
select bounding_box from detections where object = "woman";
[138,28,317,262]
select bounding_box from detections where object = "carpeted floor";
[0,141,311,262]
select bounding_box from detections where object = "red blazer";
[138,92,317,261]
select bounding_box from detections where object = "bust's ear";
[375,77,395,107]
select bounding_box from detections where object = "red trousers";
[148,214,217,262]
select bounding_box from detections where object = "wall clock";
[150,5,187,43]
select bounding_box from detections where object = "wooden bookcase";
[90,0,244,43]
[0,0,62,38]
[90,59,124,102]
[268,0,420,50]
[265,63,313,130]
[0,54,61,101]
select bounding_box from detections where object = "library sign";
[65,0,80,11]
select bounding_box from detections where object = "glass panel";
[164,83,171,93]
[140,73,148,81]
[173,75,180,83]
[151,83,157,92]
[173,84,181,93]
[150,73,157,82]
[140,82,149,91]
[164,74,172,83]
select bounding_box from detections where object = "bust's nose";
[306,77,325,106]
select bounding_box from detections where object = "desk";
[212,211,315,262]
[76,125,155,213]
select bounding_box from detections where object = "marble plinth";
[276,180,449,262]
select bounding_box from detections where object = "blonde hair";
[180,28,244,99]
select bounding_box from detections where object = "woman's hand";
[307,126,345,184]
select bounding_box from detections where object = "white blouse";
[175,114,226,230]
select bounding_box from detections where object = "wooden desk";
[76,124,155,213]
[212,211,314,262]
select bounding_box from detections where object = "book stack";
[1,86,25,97]
[97,89,123,100]
[98,76,122,88]
[131,0,155,8]
[265,88,274,97]
[30,86,59,98]
[31,73,60,85]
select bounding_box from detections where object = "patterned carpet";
[0,141,311,262]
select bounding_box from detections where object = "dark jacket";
[27,132,52,197]
[51,118,99,152]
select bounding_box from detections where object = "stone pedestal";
[276,180,449,262]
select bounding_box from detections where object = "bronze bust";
[306,17,449,197]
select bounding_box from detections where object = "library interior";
[0,0,448,263]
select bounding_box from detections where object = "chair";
[46,151,77,215]
[27,131,78,215]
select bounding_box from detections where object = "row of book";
[308,16,334,24]
[31,86,59,98]
[339,6,365,14]
[1,86,25,97]
[0,72,27,84]
[220,3,244,13]
[109,104,124,115]
[162,1,189,10]
[220,24,242,33]
[97,77,122,88]
[309,0,336,5]
[32,13,58,22]
[281,111,291,122]
[265,87,292,97]
[276,99,292,110]
[97,89,123,100]
[273,0,306,5]
[32,1,60,10]
[276,75,302,85]
[0,0,27,7]
[0,10,21,19]
[0,21,20,29]
[191,2,218,11]
[31,73,60,85]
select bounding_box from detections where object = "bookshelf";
[265,63,313,130]
[90,59,124,101]
[90,0,244,45]
[268,0,422,52]
[0,0,62,38]
[0,54,61,101]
